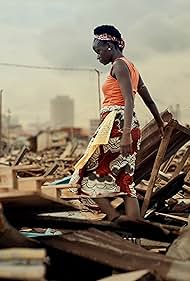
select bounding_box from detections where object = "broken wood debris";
[0,248,46,281]
[0,110,190,280]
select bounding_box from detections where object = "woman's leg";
[94,196,140,221]
[124,196,140,219]
[94,198,120,221]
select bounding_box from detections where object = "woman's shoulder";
[117,57,135,66]
[112,57,135,71]
[113,57,134,67]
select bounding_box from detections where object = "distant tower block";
[89,119,100,136]
[169,105,174,117]
[175,104,181,121]
[50,96,74,128]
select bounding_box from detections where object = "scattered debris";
[0,111,190,280]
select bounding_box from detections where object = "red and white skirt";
[70,106,141,201]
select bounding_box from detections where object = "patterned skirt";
[70,106,141,201]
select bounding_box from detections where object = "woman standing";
[70,25,165,221]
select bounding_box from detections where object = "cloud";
[1,0,190,127]
[39,0,190,68]
[131,13,190,54]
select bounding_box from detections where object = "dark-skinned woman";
[70,25,165,222]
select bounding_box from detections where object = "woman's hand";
[157,120,168,138]
[120,132,133,156]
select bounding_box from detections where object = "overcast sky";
[0,0,190,128]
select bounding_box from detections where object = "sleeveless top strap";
[112,57,139,93]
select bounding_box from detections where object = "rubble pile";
[0,111,190,281]
[0,140,87,180]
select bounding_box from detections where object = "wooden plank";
[0,248,46,260]
[166,218,190,260]
[155,212,189,223]
[161,153,177,173]
[13,145,29,166]
[98,270,153,281]
[136,132,190,184]
[135,111,190,185]
[184,169,190,186]
[45,184,80,198]
[40,228,190,281]
[17,176,55,192]
[0,207,39,249]
[0,166,14,189]
[141,121,176,217]
[50,183,80,190]
[140,238,169,250]
[42,211,106,221]
[147,173,185,210]
[43,161,59,177]
[41,186,58,198]
[0,191,78,215]
[183,184,190,194]
[176,123,190,136]
[10,214,179,242]
[60,141,73,159]
[0,264,45,280]
[17,178,42,192]
[170,146,190,181]
[12,164,41,171]
[0,165,43,191]
[158,171,170,181]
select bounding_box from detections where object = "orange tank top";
[102,57,139,107]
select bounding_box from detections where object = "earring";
[108,47,112,51]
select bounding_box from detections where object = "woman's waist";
[102,94,124,107]
[102,91,136,109]
[100,105,138,123]
[100,105,125,115]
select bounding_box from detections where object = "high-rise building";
[89,119,100,136]
[50,96,74,128]
[169,104,181,121]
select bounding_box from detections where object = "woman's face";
[92,39,112,65]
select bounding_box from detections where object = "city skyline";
[50,95,74,128]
